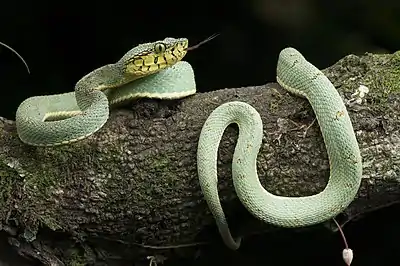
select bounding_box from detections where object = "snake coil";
[197,47,362,249]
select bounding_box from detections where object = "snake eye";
[154,42,166,54]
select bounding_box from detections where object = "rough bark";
[0,50,399,265]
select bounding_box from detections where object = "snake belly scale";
[16,37,196,146]
[197,47,362,250]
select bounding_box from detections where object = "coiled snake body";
[197,48,362,249]
[16,37,196,146]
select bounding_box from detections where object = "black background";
[0,0,399,265]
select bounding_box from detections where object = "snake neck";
[75,63,136,93]
[73,63,142,110]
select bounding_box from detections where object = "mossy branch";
[0,51,399,265]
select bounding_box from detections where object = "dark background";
[0,0,399,265]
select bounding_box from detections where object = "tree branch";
[0,51,399,265]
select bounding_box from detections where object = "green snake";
[197,47,363,250]
[16,37,196,146]
[15,39,362,252]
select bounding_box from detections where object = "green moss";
[66,249,87,266]
[152,154,171,172]
[0,164,16,213]
[22,166,58,198]
[39,215,62,231]
[381,51,400,93]
[21,144,86,199]
[337,51,400,113]
[369,51,400,106]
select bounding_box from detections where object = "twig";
[0,41,30,73]
[333,218,353,266]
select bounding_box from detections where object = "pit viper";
[197,47,362,250]
[16,37,197,146]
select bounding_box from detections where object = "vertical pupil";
[156,44,164,53]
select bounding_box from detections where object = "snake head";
[120,37,189,77]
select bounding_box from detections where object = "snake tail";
[197,47,362,249]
